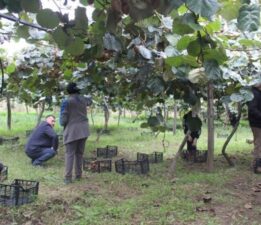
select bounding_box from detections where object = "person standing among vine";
[182,110,202,159]
[60,82,92,184]
[247,81,261,173]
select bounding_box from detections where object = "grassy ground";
[0,111,260,225]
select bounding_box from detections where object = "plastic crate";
[0,166,8,182]
[83,158,112,173]
[96,145,118,158]
[181,150,207,163]
[115,158,150,175]
[137,152,163,163]
[0,136,19,145]
[0,179,39,206]
[194,150,208,163]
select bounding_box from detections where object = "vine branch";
[0,13,49,32]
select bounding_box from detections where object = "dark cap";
[67,82,80,94]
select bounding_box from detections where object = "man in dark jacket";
[60,82,92,184]
[248,82,261,173]
[183,110,202,157]
[25,115,58,166]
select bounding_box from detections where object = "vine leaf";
[36,9,60,29]
[185,0,219,19]
[237,4,260,32]
[21,0,42,13]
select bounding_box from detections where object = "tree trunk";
[6,93,11,130]
[25,104,29,114]
[117,107,122,126]
[173,104,177,135]
[104,105,109,130]
[207,82,215,171]
[36,101,45,126]
[90,107,95,126]
[123,108,126,118]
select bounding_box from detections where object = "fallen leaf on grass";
[244,203,252,209]
[196,207,215,215]
[203,194,212,203]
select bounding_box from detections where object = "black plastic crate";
[0,179,39,206]
[181,150,207,163]
[115,158,150,175]
[96,145,118,158]
[0,166,8,182]
[0,136,19,145]
[194,150,208,163]
[137,152,163,163]
[83,158,112,173]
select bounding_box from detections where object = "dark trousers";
[251,127,261,159]
[26,148,56,166]
[64,138,87,179]
[187,139,197,153]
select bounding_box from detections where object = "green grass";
[0,111,260,225]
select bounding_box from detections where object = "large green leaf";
[36,9,60,29]
[239,39,261,47]
[6,0,22,13]
[182,13,202,31]
[147,77,165,95]
[237,4,260,32]
[103,33,122,52]
[75,7,88,32]
[157,0,184,15]
[21,0,41,13]
[52,26,70,49]
[65,37,85,56]
[6,63,16,74]
[177,36,196,51]
[203,47,227,64]
[204,60,221,80]
[185,0,219,19]
[173,17,194,35]
[187,40,201,56]
[218,1,241,21]
[165,55,199,67]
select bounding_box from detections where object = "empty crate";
[0,166,8,182]
[96,145,118,158]
[181,150,208,163]
[0,136,19,145]
[115,158,149,175]
[0,179,39,206]
[83,158,112,173]
[137,152,163,163]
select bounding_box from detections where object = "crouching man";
[25,115,58,166]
